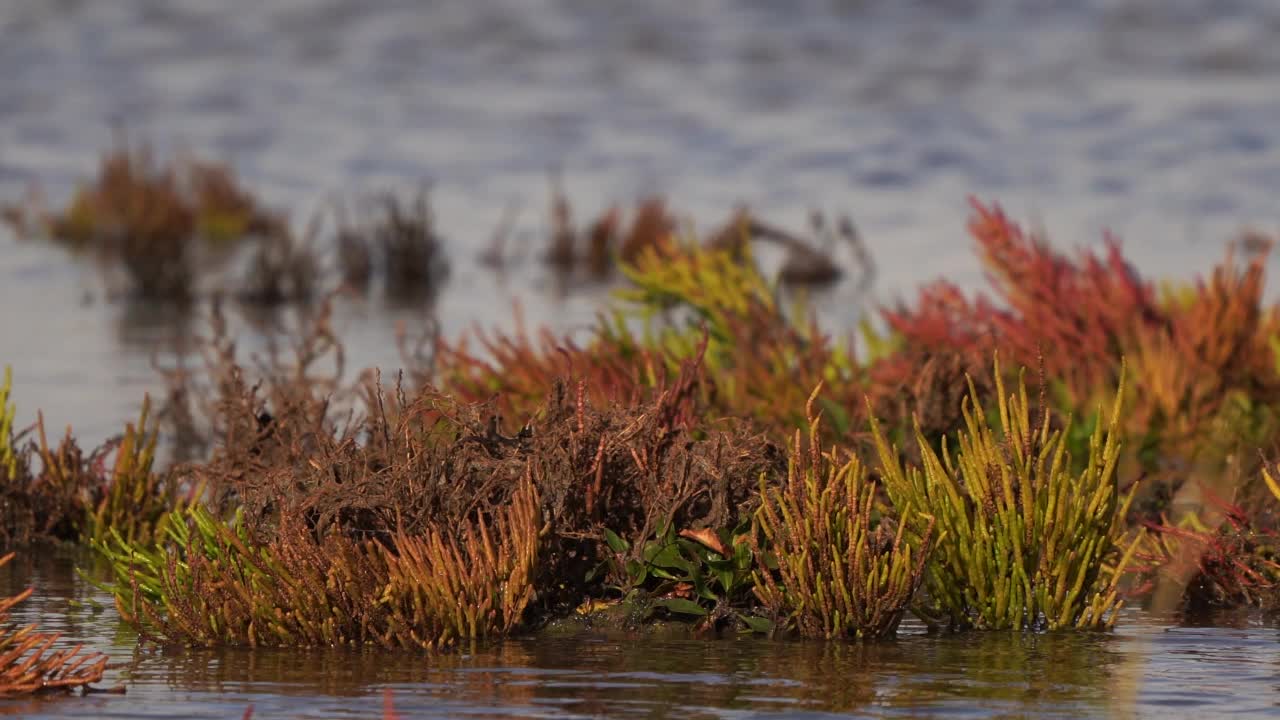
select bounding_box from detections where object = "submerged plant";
[754,386,932,639]
[334,191,448,303]
[0,553,108,695]
[871,359,1140,631]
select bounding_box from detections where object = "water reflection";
[3,552,1280,718]
[5,0,1280,449]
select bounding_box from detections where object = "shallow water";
[3,550,1278,719]
[3,1,1280,446]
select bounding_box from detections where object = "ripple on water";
[4,552,1280,719]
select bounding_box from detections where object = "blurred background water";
[1,0,1279,452]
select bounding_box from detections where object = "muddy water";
[4,1,1280,446]
[1,550,1277,719]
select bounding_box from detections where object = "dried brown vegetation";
[0,553,109,696]
[216,344,779,606]
[98,333,790,648]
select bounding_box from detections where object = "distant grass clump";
[333,191,449,303]
[3,144,451,307]
[5,141,281,300]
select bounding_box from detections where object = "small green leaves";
[604,528,630,555]
[654,597,708,617]
[596,520,758,621]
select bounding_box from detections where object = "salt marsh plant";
[1133,465,1280,612]
[333,191,449,303]
[754,386,932,639]
[871,360,1140,631]
[885,200,1280,512]
[381,474,542,649]
[96,504,387,647]
[0,367,15,481]
[0,381,182,549]
[84,397,186,546]
[96,476,543,650]
[0,553,108,695]
[1135,498,1280,612]
[5,141,280,300]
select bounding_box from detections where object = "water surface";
[3,550,1278,719]
[3,1,1280,445]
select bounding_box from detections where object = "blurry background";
[2,0,1279,443]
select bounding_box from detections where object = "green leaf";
[650,567,682,581]
[717,569,737,593]
[677,538,711,559]
[604,529,629,554]
[739,614,774,634]
[625,559,647,585]
[650,543,691,572]
[584,560,608,583]
[705,558,734,572]
[655,597,708,617]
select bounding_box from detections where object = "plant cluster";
[4,141,280,300]
[93,335,1146,647]
[6,192,1280,666]
[0,369,183,550]
[95,473,541,650]
[754,386,932,639]
[431,197,1280,612]
[0,553,110,695]
[3,144,450,305]
[872,362,1137,630]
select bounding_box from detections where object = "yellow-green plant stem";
[754,384,931,639]
[871,358,1141,631]
[0,367,16,480]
